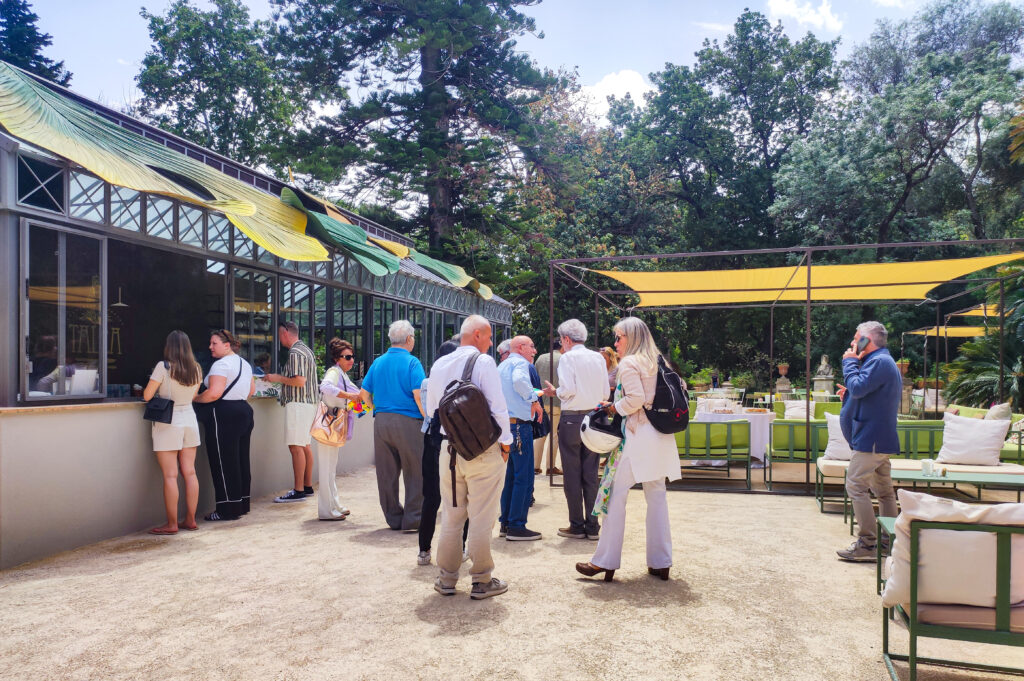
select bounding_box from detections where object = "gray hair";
[557,318,587,343]
[857,321,888,347]
[388,319,415,345]
[496,339,511,355]
[460,315,490,337]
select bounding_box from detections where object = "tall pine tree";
[0,0,71,85]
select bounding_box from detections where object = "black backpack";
[643,356,690,434]
[437,351,502,506]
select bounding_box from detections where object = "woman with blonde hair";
[576,317,680,581]
[143,330,204,534]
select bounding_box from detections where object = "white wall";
[0,399,375,569]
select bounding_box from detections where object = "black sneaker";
[506,527,542,541]
[498,524,508,538]
[274,489,307,503]
[303,486,314,496]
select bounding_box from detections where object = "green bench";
[769,401,841,419]
[675,420,752,489]
[883,520,1024,681]
[766,419,829,490]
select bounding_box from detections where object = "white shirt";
[556,344,610,411]
[205,354,253,401]
[426,345,512,446]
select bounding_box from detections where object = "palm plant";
[945,268,1024,408]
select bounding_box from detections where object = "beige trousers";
[534,406,562,470]
[315,442,346,519]
[437,443,506,587]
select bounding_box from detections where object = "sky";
[33,0,921,116]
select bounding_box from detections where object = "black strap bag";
[194,357,244,425]
[531,406,552,439]
[143,361,174,424]
[643,356,690,434]
[437,351,502,506]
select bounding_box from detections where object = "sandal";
[181,522,198,531]
[149,527,178,535]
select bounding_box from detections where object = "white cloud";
[580,70,655,123]
[871,0,907,6]
[116,58,133,67]
[692,21,733,33]
[767,0,843,33]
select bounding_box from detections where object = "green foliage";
[0,0,71,85]
[135,0,319,170]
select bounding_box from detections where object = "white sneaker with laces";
[470,578,508,600]
[417,550,431,566]
[434,577,456,596]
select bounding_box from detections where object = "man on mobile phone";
[835,321,902,562]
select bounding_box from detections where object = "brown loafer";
[648,566,670,581]
[576,562,614,582]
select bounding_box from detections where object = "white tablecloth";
[691,411,775,462]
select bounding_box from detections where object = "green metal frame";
[883,520,1024,681]
[767,420,827,491]
[677,420,752,490]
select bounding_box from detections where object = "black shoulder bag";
[143,361,174,424]
[195,357,244,425]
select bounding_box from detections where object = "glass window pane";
[208,214,231,253]
[64,233,102,395]
[18,155,64,213]
[26,226,60,394]
[146,196,174,240]
[179,205,204,248]
[111,185,142,231]
[280,277,312,346]
[234,233,254,260]
[234,268,274,367]
[106,241,226,390]
[69,171,105,223]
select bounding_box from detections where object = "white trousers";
[437,444,505,587]
[315,442,346,519]
[590,455,672,571]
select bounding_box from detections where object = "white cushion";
[986,402,1012,420]
[937,412,1009,466]
[881,490,1024,608]
[822,412,852,460]
[783,400,815,419]
[816,457,850,478]
[696,397,730,413]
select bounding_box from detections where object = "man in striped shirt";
[266,320,319,503]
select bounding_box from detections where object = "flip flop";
[148,527,178,535]
[181,523,198,531]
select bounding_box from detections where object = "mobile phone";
[856,336,870,352]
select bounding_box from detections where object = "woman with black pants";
[194,329,255,521]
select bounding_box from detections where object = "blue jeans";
[499,421,535,529]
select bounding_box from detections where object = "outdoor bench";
[675,420,752,490]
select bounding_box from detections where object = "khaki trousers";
[437,443,506,587]
[846,450,898,545]
[534,406,561,470]
[315,441,346,520]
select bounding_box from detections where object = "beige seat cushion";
[943,462,1024,475]
[881,490,1024,609]
[817,458,850,478]
[917,603,1024,633]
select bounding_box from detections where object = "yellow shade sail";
[949,304,1010,317]
[907,326,990,337]
[0,62,328,261]
[595,253,1024,307]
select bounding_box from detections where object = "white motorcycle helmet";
[580,407,623,454]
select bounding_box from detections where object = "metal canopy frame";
[547,238,1024,494]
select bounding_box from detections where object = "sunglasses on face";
[341,354,354,360]
[614,334,626,341]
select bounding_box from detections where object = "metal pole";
[805,249,812,489]
[594,292,600,348]
[769,306,775,407]
[934,302,941,419]
[1000,280,1006,403]
[548,264,555,485]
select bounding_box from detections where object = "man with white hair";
[498,335,544,540]
[428,315,512,599]
[496,339,511,363]
[359,320,427,531]
[835,320,901,562]
[542,319,609,540]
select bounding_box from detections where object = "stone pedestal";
[775,377,791,397]
[813,377,834,394]
[901,378,913,415]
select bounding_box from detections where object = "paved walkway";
[1,466,1020,680]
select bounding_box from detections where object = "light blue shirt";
[499,352,537,421]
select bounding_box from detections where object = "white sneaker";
[417,550,431,566]
[470,577,508,600]
[434,577,456,596]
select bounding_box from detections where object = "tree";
[0,0,71,85]
[135,0,321,169]
[272,0,557,251]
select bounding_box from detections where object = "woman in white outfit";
[142,330,203,535]
[316,338,361,520]
[576,317,681,581]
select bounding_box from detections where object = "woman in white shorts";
[143,330,203,535]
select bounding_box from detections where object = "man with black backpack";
[426,315,513,599]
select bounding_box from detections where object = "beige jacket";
[613,355,657,433]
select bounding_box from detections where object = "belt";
[510,417,530,424]
[561,409,592,416]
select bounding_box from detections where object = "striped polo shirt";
[280,339,319,405]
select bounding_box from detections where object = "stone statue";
[815,354,834,378]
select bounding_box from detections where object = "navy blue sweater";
[839,347,902,454]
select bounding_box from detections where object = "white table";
[690,411,775,463]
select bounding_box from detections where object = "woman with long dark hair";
[316,338,361,520]
[143,330,203,534]
[194,329,255,521]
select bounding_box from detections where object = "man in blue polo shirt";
[359,320,427,532]
[498,335,544,541]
